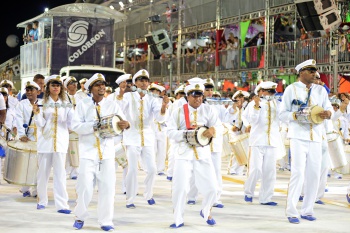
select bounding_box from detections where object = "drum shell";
[68,139,79,167]
[99,115,123,139]
[335,145,350,175]
[328,134,348,169]
[4,141,37,186]
[229,133,249,166]
[115,143,127,169]
[185,126,211,147]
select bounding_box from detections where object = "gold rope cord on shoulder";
[95,105,103,160]
[192,111,199,159]
[53,106,58,152]
[139,99,145,146]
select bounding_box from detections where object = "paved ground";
[0,156,349,233]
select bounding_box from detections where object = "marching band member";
[64,76,79,180]
[167,82,220,228]
[0,92,6,184]
[15,81,41,198]
[107,74,132,100]
[33,75,74,213]
[280,59,333,224]
[0,80,19,109]
[75,78,89,102]
[117,69,169,208]
[104,86,113,98]
[71,73,129,231]
[244,81,281,205]
[21,74,45,100]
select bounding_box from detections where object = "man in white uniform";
[1,80,19,109]
[167,83,220,228]
[116,69,169,208]
[279,59,333,224]
[75,78,89,102]
[71,73,130,231]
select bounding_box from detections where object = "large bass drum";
[327,133,348,169]
[4,140,37,186]
[229,133,250,166]
[68,132,79,167]
[335,145,350,175]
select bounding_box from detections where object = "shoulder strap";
[183,103,193,130]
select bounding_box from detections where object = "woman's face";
[49,83,61,95]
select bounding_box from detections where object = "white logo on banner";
[67,21,89,47]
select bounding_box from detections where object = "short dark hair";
[33,74,45,81]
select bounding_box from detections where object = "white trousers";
[172,159,217,226]
[286,139,322,218]
[37,152,69,210]
[65,153,78,178]
[125,145,156,205]
[211,152,223,202]
[244,146,277,203]
[74,158,116,226]
[154,131,167,173]
[166,140,175,177]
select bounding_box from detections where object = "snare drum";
[95,114,123,139]
[229,133,249,166]
[327,133,348,169]
[4,140,37,186]
[222,123,231,157]
[184,126,212,147]
[295,105,324,124]
[68,132,79,167]
[115,142,127,168]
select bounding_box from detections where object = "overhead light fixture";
[119,1,124,7]
[128,0,133,3]
[44,8,49,12]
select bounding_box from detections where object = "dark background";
[0,0,74,64]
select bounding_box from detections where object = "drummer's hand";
[162,95,170,105]
[33,103,40,114]
[19,136,29,142]
[318,110,331,120]
[245,126,251,133]
[202,127,216,138]
[117,120,130,130]
[232,125,238,132]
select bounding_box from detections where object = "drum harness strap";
[183,104,199,160]
[292,84,314,140]
[25,99,38,138]
[93,101,103,169]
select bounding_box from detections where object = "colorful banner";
[240,20,251,67]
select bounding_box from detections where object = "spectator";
[23,23,33,44]
[29,21,39,42]
[163,6,172,28]
[300,28,309,60]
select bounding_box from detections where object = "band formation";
[0,58,350,231]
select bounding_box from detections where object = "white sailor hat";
[25,81,40,90]
[212,91,221,97]
[149,83,165,92]
[105,86,113,93]
[174,85,186,95]
[260,81,278,90]
[295,59,317,73]
[132,69,150,84]
[79,78,88,84]
[187,77,204,85]
[44,75,62,85]
[232,90,249,99]
[0,87,8,95]
[203,78,215,88]
[84,73,106,90]
[185,83,205,96]
[0,80,14,88]
[64,76,77,88]
[116,74,132,85]
[330,98,341,107]
[254,83,262,95]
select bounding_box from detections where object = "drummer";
[280,59,333,224]
[15,81,41,198]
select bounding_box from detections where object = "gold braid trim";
[53,106,58,152]
[139,99,145,146]
[95,105,103,160]
[192,146,199,160]
[267,101,271,145]
[193,110,199,159]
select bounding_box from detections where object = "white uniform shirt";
[34,97,74,153]
[71,97,126,161]
[0,94,6,110]
[117,92,167,147]
[279,82,333,143]
[75,89,88,102]
[8,95,19,109]
[167,103,221,160]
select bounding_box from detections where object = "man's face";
[119,81,127,89]
[261,89,274,97]
[187,92,203,109]
[234,95,244,107]
[176,92,185,99]
[135,78,149,90]
[2,84,12,93]
[67,82,78,93]
[25,87,39,101]
[150,89,161,96]
[332,105,339,112]
[91,81,106,97]
[299,68,317,86]
[35,78,45,92]
[80,82,86,90]
[204,88,213,98]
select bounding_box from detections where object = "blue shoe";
[71,176,77,180]
[244,195,252,202]
[169,223,184,228]
[166,176,172,181]
[73,220,84,230]
[288,217,300,224]
[325,188,329,192]
[158,172,165,176]
[101,225,114,232]
[187,200,196,205]
[327,173,331,178]
[301,215,317,221]
[147,198,156,205]
[58,209,71,214]
[260,202,278,206]
[299,196,304,201]
[37,204,45,210]
[315,200,325,205]
[213,203,224,208]
[126,204,136,209]
[200,210,216,225]
[23,191,31,197]
[346,194,350,204]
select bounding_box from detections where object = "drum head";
[112,115,123,134]
[7,140,37,151]
[229,133,249,143]
[310,105,324,124]
[196,126,210,146]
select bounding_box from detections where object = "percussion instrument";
[229,133,249,166]
[327,132,348,169]
[335,145,350,175]
[294,105,324,124]
[222,124,231,157]
[4,140,37,186]
[68,132,79,167]
[94,114,123,139]
[115,142,127,169]
[184,126,212,147]
[205,97,234,106]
